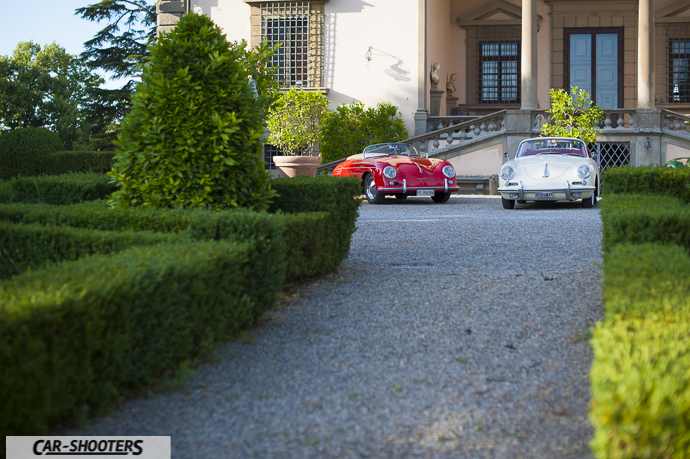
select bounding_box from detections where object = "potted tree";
[266,87,328,177]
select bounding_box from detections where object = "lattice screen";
[589,142,630,193]
[263,144,283,170]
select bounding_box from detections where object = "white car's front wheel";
[582,183,598,208]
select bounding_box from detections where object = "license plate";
[416,190,435,196]
[535,192,553,198]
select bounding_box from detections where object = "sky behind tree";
[0,0,139,89]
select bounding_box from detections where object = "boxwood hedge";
[0,173,116,205]
[0,241,256,438]
[603,165,690,202]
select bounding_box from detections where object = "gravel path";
[68,195,603,458]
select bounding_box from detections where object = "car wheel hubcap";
[367,180,376,199]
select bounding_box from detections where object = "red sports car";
[332,143,460,204]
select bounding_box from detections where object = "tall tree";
[75,0,157,146]
[0,42,103,149]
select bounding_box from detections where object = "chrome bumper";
[498,180,595,200]
[378,178,459,193]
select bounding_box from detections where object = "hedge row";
[598,194,690,252]
[592,166,690,459]
[0,173,116,205]
[0,175,362,444]
[0,241,257,437]
[590,244,690,458]
[0,221,185,280]
[39,150,115,176]
[603,165,690,202]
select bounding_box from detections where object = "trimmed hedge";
[0,173,116,205]
[590,316,690,459]
[38,150,115,175]
[269,175,361,268]
[599,194,690,252]
[0,128,64,179]
[603,165,690,202]
[0,241,257,438]
[0,221,184,279]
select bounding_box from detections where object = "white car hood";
[516,155,585,180]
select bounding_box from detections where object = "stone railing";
[662,109,690,136]
[426,115,479,132]
[407,110,507,153]
[531,109,638,133]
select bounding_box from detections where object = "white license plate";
[416,190,435,196]
[535,192,553,198]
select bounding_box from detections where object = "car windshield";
[516,139,588,158]
[363,143,420,158]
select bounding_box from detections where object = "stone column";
[414,0,429,136]
[520,0,538,109]
[157,0,186,35]
[638,0,655,108]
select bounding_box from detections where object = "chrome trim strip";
[444,179,448,193]
[518,181,524,200]
[542,163,549,178]
[498,186,596,192]
[403,179,407,194]
[378,186,460,192]
[565,180,571,200]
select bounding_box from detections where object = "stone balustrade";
[426,116,479,132]
[662,110,690,136]
[408,110,507,153]
[531,109,637,134]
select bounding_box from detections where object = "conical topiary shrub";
[108,13,277,210]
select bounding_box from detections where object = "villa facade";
[157,0,690,179]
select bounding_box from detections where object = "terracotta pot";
[272,155,322,178]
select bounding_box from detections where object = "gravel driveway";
[68,195,603,459]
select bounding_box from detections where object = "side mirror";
[503,152,510,161]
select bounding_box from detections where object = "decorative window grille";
[478,41,520,103]
[260,2,319,88]
[263,144,283,170]
[656,25,690,104]
[466,26,521,105]
[669,37,690,103]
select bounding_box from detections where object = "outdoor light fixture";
[644,138,651,149]
[365,46,373,61]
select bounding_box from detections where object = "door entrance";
[565,28,623,109]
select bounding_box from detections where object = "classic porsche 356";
[332,143,459,204]
[497,137,600,209]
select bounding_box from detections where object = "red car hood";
[371,156,439,173]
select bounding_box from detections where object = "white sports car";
[497,137,599,209]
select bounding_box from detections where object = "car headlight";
[577,164,592,179]
[383,166,397,179]
[442,165,456,179]
[500,165,516,180]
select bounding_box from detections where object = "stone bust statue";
[430,62,440,89]
[446,73,457,97]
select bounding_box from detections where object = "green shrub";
[38,150,114,175]
[0,173,116,205]
[319,102,408,164]
[0,202,286,313]
[603,165,690,202]
[0,240,257,438]
[589,316,690,459]
[599,194,690,252]
[0,128,64,179]
[603,243,690,319]
[109,13,277,211]
[266,87,329,156]
[269,175,361,266]
[0,221,184,279]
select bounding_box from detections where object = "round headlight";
[577,164,592,179]
[383,166,397,179]
[442,165,456,179]
[501,165,516,180]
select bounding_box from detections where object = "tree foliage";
[75,0,157,145]
[109,13,279,211]
[0,42,103,149]
[319,102,408,164]
[541,86,603,144]
[266,88,329,156]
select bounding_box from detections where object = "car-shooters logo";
[6,437,171,459]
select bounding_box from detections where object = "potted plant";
[266,87,328,177]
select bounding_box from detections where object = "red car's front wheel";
[364,175,384,204]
